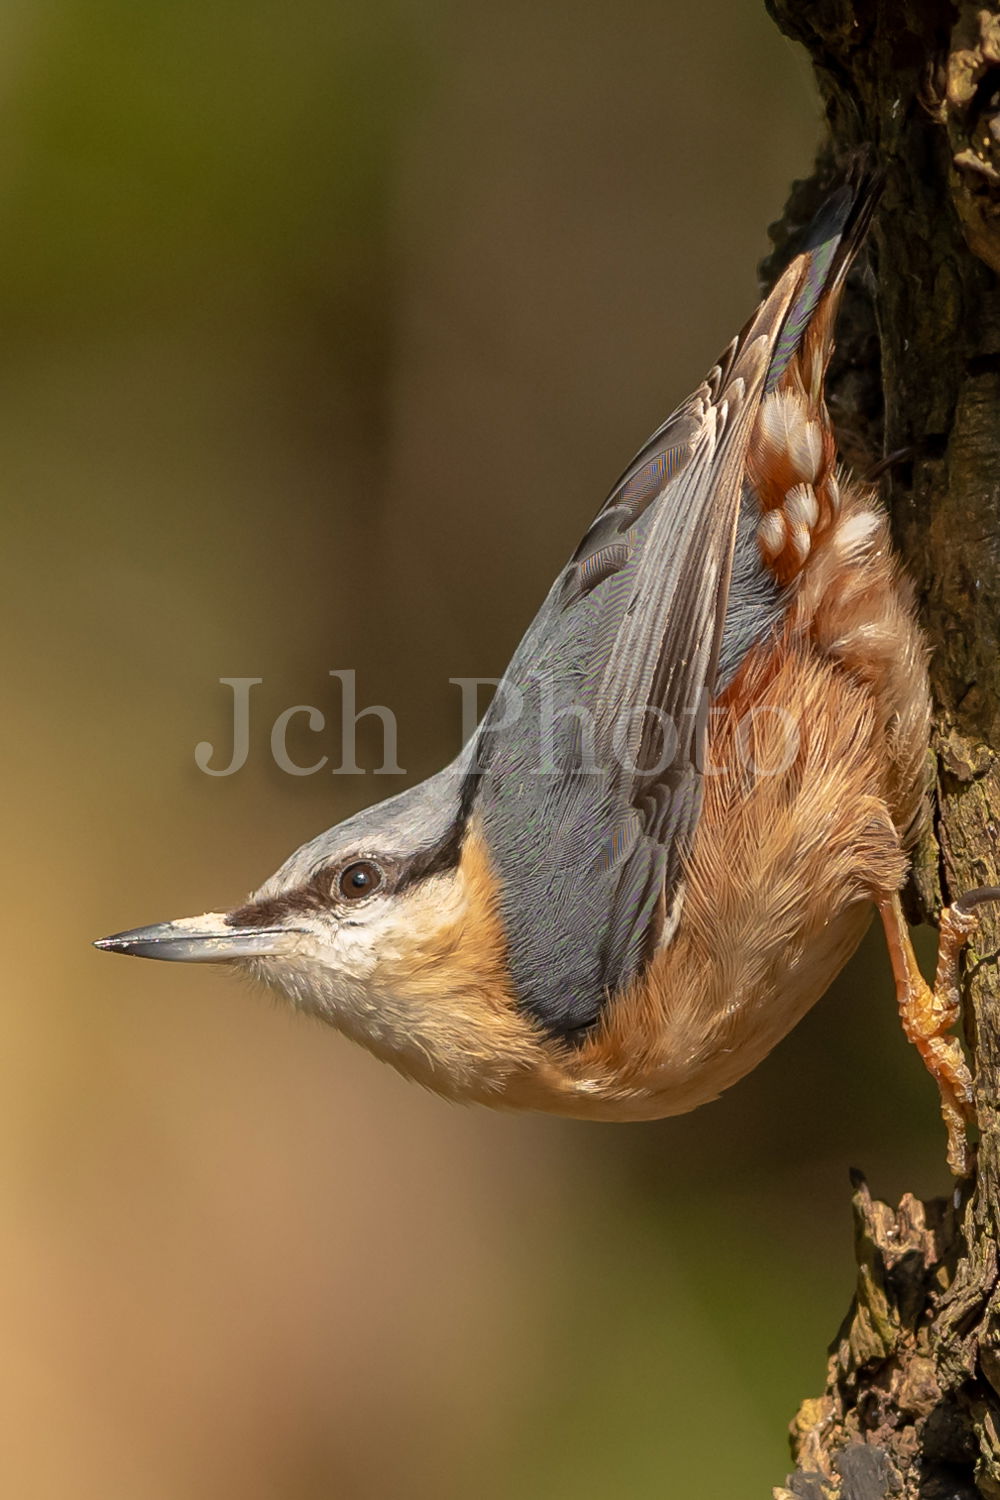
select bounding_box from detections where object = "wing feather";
[473,187,872,1035]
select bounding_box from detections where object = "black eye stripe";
[226,817,470,932]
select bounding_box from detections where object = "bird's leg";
[876,889,1000,1177]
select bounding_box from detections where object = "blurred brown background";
[0,4,949,1496]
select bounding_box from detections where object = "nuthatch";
[96,181,991,1175]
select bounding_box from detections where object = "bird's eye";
[336,860,384,902]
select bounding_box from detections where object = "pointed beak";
[93,911,305,963]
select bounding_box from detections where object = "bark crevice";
[764,2,1000,1494]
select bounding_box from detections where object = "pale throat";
[242,841,543,1099]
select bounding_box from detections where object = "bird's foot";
[877,888,1000,1177]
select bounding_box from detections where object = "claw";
[876,890,1000,1177]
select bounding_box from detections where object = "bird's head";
[94,770,544,1099]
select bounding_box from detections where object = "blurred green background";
[0,4,951,1497]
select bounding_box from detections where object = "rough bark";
[764,4,1000,1497]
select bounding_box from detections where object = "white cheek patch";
[240,871,482,1076]
[248,896,428,1020]
[326,920,382,982]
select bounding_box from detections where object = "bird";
[95,178,991,1176]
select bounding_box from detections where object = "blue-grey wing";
[472,186,870,1036]
[473,335,776,1036]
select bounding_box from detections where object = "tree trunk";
[764,4,1000,1497]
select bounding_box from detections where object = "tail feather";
[764,173,880,396]
[746,173,880,587]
